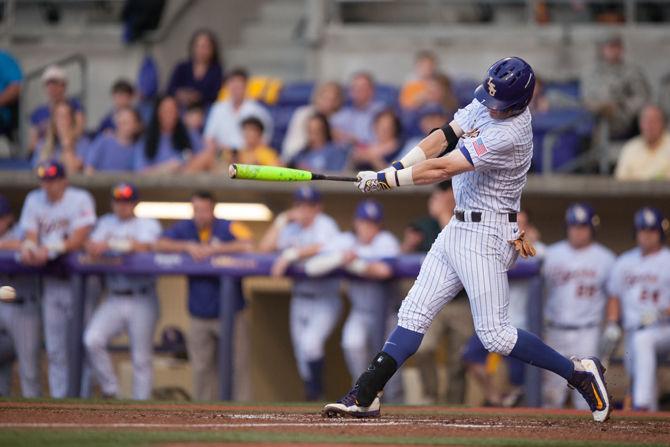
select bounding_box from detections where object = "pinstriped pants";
[398,216,520,356]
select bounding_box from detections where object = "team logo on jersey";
[473,137,488,156]
[487,77,497,96]
[463,128,480,138]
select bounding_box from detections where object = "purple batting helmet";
[474,57,535,112]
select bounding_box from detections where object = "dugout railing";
[0,250,542,404]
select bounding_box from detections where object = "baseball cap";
[355,199,384,223]
[112,182,139,202]
[565,203,599,227]
[41,65,67,84]
[293,186,321,204]
[0,195,11,217]
[37,160,66,181]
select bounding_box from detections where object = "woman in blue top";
[167,29,223,110]
[31,100,89,174]
[85,107,143,174]
[289,113,348,173]
[134,95,201,173]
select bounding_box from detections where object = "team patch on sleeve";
[473,137,488,156]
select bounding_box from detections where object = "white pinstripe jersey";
[451,99,533,212]
[542,241,615,326]
[607,247,670,331]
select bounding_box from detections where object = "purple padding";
[0,250,540,279]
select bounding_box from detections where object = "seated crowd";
[2,31,669,178]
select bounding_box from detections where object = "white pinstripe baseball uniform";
[397,98,533,356]
[541,241,615,409]
[19,186,96,398]
[607,247,670,410]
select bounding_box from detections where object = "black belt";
[455,210,517,223]
[546,321,599,331]
[110,288,151,296]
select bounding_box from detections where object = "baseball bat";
[228,164,357,182]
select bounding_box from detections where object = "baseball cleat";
[568,356,611,422]
[321,386,381,418]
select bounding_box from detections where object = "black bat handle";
[311,173,358,182]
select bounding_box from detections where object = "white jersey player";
[83,183,161,400]
[605,207,670,411]
[304,200,400,380]
[542,204,615,409]
[18,160,96,398]
[324,57,611,422]
[259,186,342,401]
[0,195,41,398]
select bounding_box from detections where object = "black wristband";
[438,124,459,157]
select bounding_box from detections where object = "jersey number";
[576,284,597,299]
[640,289,660,304]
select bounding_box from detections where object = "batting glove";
[356,171,391,193]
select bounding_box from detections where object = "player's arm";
[61,225,93,254]
[391,122,464,171]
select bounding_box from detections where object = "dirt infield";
[1,401,669,446]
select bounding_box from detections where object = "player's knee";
[83,329,105,351]
[302,339,326,362]
[475,325,516,355]
[341,325,367,351]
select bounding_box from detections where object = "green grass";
[0,430,665,447]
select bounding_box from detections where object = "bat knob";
[228,164,237,179]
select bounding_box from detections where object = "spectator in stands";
[581,35,651,140]
[167,29,224,110]
[184,101,205,136]
[615,104,670,180]
[235,117,280,166]
[331,72,385,146]
[96,79,136,135]
[423,74,458,115]
[282,81,344,163]
[155,191,253,402]
[350,109,403,171]
[85,107,143,174]
[189,68,273,171]
[134,95,201,174]
[399,50,439,110]
[399,105,448,158]
[289,113,348,173]
[32,101,89,174]
[28,65,85,154]
[0,195,41,398]
[0,50,22,142]
[529,77,580,114]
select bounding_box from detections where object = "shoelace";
[569,371,599,412]
[337,386,359,406]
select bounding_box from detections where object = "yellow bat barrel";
[228,164,314,182]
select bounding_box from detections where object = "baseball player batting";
[604,207,670,411]
[322,57,611,422]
